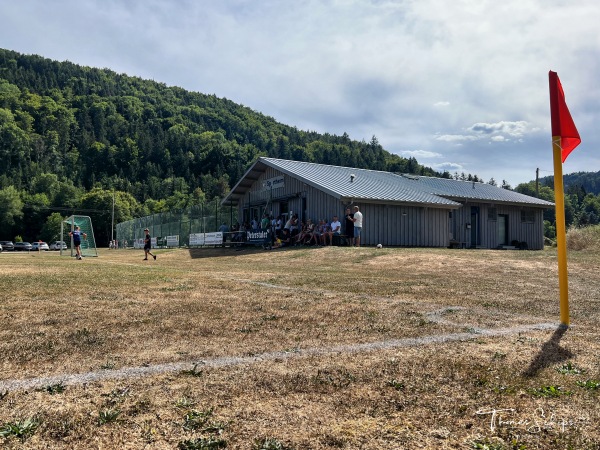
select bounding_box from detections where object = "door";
[498,214,509,246]
[470,207,480,247]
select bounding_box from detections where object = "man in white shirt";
[327,215,342,245]
[351,206,363,247]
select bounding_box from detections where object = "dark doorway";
[498,214,509,246]
[470,206,480,247]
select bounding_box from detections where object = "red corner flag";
[549,71,581,162]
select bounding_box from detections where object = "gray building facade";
[222,158,553,249]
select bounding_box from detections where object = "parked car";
[0,243,2,252]
[0,240,14,251]
[14,242,33,251]
[49,241,67,251]
[31,241,50,251]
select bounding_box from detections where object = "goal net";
[61,215,98,257]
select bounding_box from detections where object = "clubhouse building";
[222,157,553,249]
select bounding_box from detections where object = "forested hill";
[538,171,600,196]
[0,47,436,204]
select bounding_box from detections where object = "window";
[521,209,535,223]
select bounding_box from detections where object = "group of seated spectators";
[225,209,355,249]
[272,214,345,248]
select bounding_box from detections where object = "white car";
[31,241,50,251]
[49,241,67,250]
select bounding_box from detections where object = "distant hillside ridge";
[0,47,439,202]
[538,171,600,196]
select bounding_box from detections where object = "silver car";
[14,242,33,251]
[31,241,50,251]
[49,241,67,250]
[0,241,14,251]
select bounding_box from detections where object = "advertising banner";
[189,232,223,246]
[166,235,179,247]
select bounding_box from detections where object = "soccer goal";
[61,215,98,257]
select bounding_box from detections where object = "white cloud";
[401,150,443,159]
[468,121,529,138]
[434,135,478,143]
[434,120,533,147]
[0,0,598,188]
[433,162,464,173]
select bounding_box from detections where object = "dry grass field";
[1,244,599,449]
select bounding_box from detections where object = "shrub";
[566,225,600,251]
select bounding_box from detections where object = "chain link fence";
[116,199,237,248]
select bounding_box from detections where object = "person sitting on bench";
[273,228,292,249]
[295,219,314,245]
[307,219,325,246]
[326,215,342,245]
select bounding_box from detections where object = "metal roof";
[404,175,554,206]
[222,157,554,208]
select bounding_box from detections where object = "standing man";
[143,228,157,261]
[344,207,354,246]
[261,213,270,230]
[69,225,87,260]
[351,205,363,247]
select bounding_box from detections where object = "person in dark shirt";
[143,228,157,260]
[273,228,292,249]
[344,207,355,246]
[69,225,87,260]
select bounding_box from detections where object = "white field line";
[0,271,558,392]
[0,319,556,392]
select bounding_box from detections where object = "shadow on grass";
[188,246,269,259]
[522,324,573,377]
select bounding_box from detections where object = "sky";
[1,0,599,187]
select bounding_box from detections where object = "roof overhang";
[221,159,270,206]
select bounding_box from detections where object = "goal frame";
[61,215,99,257]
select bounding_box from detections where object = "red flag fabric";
[549,71,581,162]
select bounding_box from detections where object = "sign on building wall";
[262,175,284,191]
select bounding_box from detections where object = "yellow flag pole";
[552,136,569,326]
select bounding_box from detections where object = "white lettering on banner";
[204,232,223,245]
[246,230,269,241]
[189,233,204,246]
[166,236,179,247]
[135,237,157,248]
[189,232,223,246]
[262,176,284,191]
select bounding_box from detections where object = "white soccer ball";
[376,244,383,249]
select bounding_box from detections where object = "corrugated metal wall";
[450,202,545,249]
[240,170,546,249]
[361,203,450,247]
[240,169,452,247]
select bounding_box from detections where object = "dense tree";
[0,185,24,239]
[40,212,65,243]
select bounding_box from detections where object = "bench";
[332,234,349,246]
[448,240,466,249]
